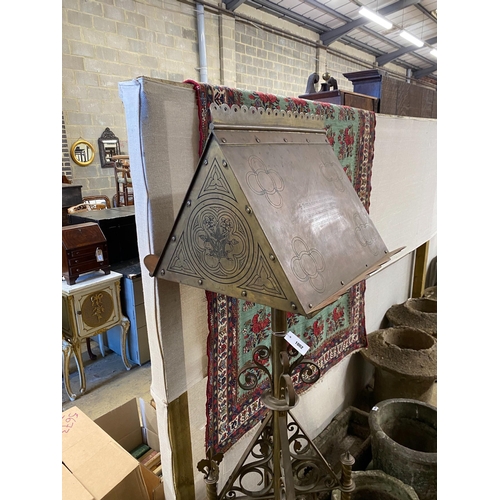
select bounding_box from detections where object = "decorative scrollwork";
[279,373,297,407]
[279,349,290,373]
[294,359,321,385]
[238,345,272,391]
[286,420,340,492]
[253,345,271,365]
[197,447,224,483]
[287,420,311,457]
[219,416,275,499]
[288,354,321,386]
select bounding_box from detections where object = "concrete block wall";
[62,0,408,200]
[62,0,215,199]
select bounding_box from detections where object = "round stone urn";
[369,398,437,500]
[385,297,437,336]
[422,286,437,301]
[331,470,419,500]
[361,327,437,404]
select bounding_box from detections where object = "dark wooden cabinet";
[68,206,138,265]
[62,183,83,226]
[343,69,437,119]
[299,89,378,112]
[62,222,111,285]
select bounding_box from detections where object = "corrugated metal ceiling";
[223,0,437,81]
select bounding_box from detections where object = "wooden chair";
[83,195,111,209]
[68,195,111,214]
[112,155,134,206]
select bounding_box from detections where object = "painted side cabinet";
[62,271,131,401]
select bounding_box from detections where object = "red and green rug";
[186,81,377,454]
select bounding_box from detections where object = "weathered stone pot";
[361,327,437,404]
[369,398,437,500]
[385,297,437,336]
[422,286,437,301]
[331,470,419,500]
[314,406,371,474]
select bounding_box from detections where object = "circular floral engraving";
[246,155,285,208]
[187,201,254,284]
[290,237,326,293]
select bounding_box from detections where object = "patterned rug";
[185,81,377,455]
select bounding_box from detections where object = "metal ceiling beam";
[413,64,437,78]
[377,36,437,66]
[415,3,437,23]
[246,0,328,32]
[247,0,403,52]
[222,0,436,78]
[320,0,421,46]
[302,0,352,22]
[223,0,247,12]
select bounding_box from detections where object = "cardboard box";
[94,398,164,499]
[94,398,160,455]
[62,464,94,500]
[62,404,164,500]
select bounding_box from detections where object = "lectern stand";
[198,308,356,499]
[144,102,401,500]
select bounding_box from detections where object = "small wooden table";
[62,271,131,401]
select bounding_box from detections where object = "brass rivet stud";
[291,303,297,310]
[198,279,203,285]
[341,280,345,286]
[269,254,275,261]
[242,291,247,297]
[222,160,228,167]
[160,269,165,276]
[256,137,260,143]
[171,236,176,242]
[246,206,252,214]
[309,303,313,308]
[203,159,208,165]
[186,200,192,207]
[221,138,227,143]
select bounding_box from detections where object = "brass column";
[271,308,287,498]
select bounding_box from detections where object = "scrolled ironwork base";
[198,308,356,499]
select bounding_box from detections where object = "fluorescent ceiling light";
[400,30,424,48]
[359,7,393,30]
[430,49,438,58]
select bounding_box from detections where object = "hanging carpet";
[185,81,377,455]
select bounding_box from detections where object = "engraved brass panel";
[148,104,400,318]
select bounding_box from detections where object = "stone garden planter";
[385,297,437,336]
[314,406,371,475]
[422,286,437,300]
[331,470,419,500]
[361,327,437,404]
[369,398,437,500]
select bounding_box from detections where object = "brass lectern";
[144,103,401,499]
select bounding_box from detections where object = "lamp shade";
[145,104,401,318]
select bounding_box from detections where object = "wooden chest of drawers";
[62,222,111,285]
[298,89,379,112]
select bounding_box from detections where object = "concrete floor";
[62,337,152,420]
